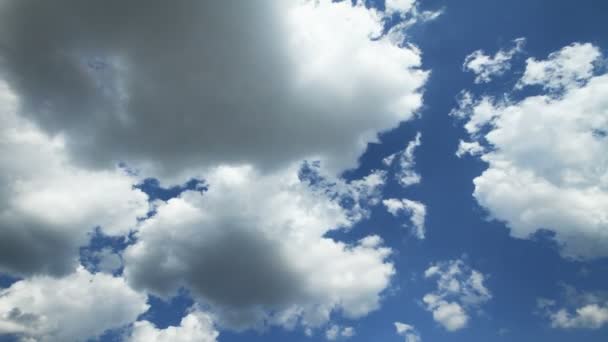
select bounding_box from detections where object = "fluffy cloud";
[0,0,429,181]
[123,164,394,330]
[128,309,219,342]
[463,38,525,83]
[394,322,421,342]
[422,259,491,331]
[383,133,422,187]
[383,198,427,239]
[0,81,148,276]
[0,267,148,342]
[538,286,608,329]
[325,324,355,340]
[455,42,608,259]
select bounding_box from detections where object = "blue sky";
[0,1,607,341]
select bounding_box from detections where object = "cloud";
[383,198,427,239]
[128,309,219,342]
[0,0,429,182]
[517,42,601,91]
[455,42,608,259]
[538,286,608,329]
[0,267,148,342]
[123,164,394,330]
[394,322,421,342]
[383,133,422,187]
[422,259,491,331]
[0,81,149,276]
[463,38,525,83]
[325,324,355,340]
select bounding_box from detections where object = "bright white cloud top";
[455,42,608,259]
[422,259,491,331]
[128,309,219,342]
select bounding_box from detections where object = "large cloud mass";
[124,164,394,329]
[455,43,608,259]
[0,0,428,180]
[0,81,148,276]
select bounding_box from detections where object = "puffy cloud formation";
[463,38,526,83]
[0,0,429,181]
[0,81,148,276]
[383,133,422,187]
[128,310,219,342]
[325,324,355,340]
[394,322,421,342]
[538,287,608,330]
[123,164,394,330]
[454,42,608,259]
[383,198,427,239]
[422,259,491,331]
[0,267,148,342]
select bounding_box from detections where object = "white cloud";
[0,81,149,276]
[423,259,491,331]
[128,309,219,342]
[325,324,355,340]
[383,133,422,187]
[0,0,429,182]
[383,198,427,239]
[123,164,394,330]
[0,267,148,342]
[394,322,421,342]
[463,38,525,83]
[455,42,608,259]
[517,42,601,91]
[538,287,608,330]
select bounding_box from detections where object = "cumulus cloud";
[394,322,421,342]
[123,164,394,330]
[128,309,219,342]
[383,133,422,187]
[0,81,148,276]
[0,0,429,181]
[455,42,608,259]
[463,38,526,83]
[422,259,491,331]
[325,324,355,340]
[0,267,148,342]
[383,198,427,239]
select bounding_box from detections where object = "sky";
[0,0,607,341]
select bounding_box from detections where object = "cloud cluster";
[123,165,394,330]
[422,259,491,331]
[383,198,427,239]
[394,322,422,342]
[128,309,219,342]
[0,0,435,339]
[455,42,608,259]
[0,267,148,342]
[463,38,525,83]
